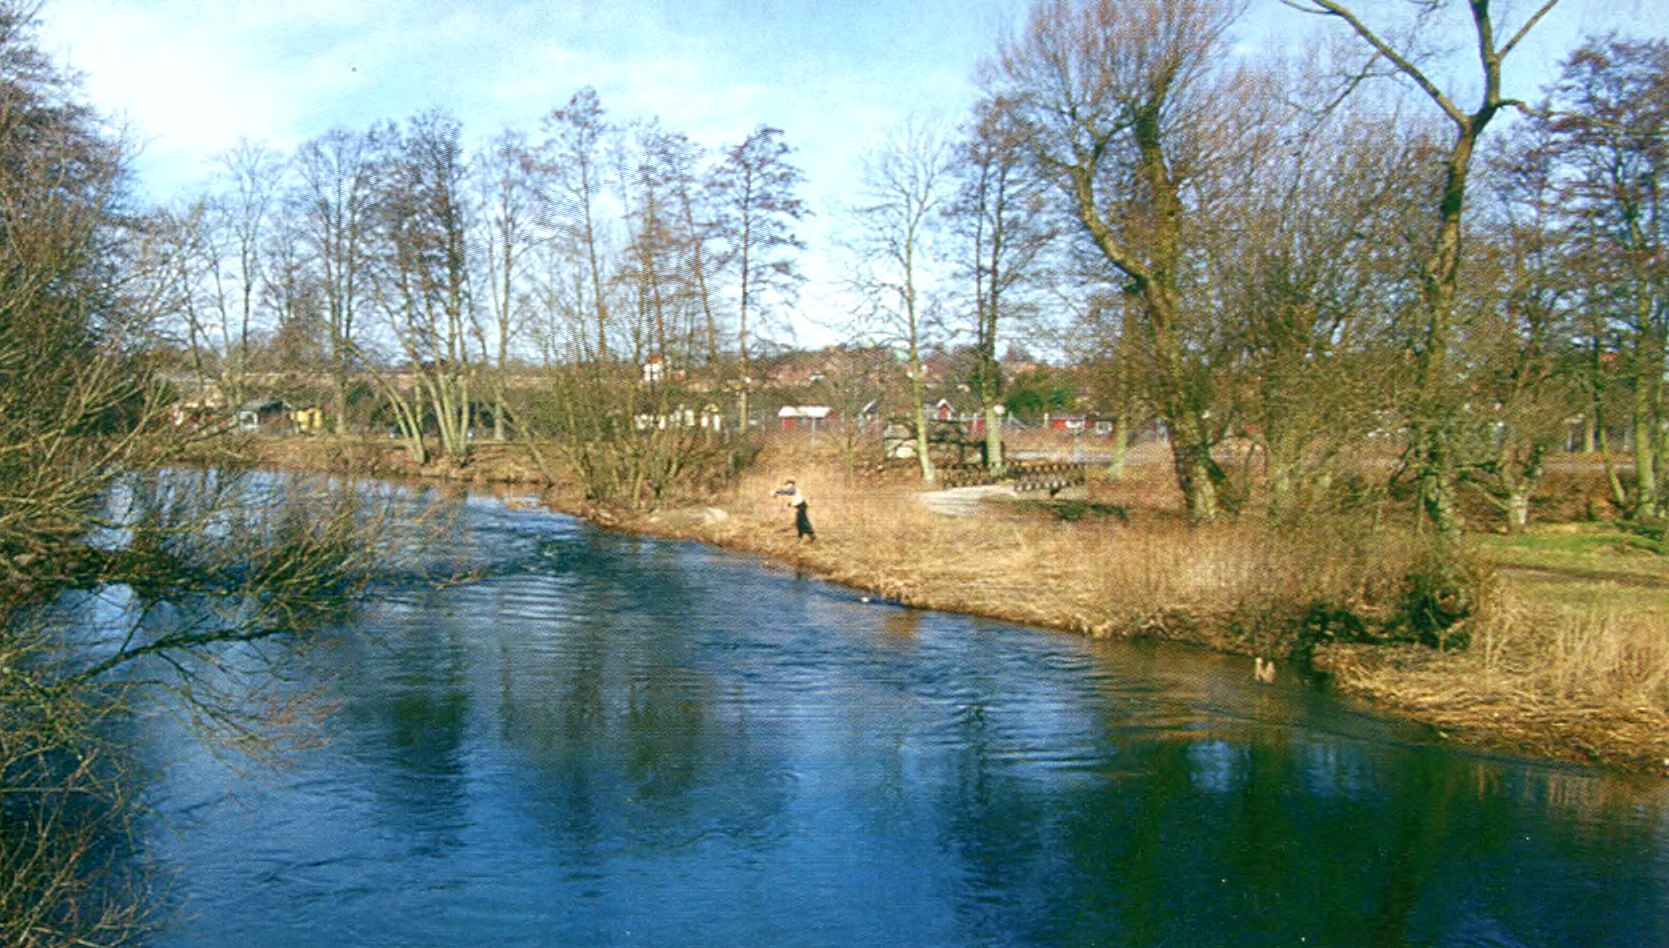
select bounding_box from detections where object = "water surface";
[134,496,1669,947]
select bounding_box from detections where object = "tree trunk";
[332,364,349,438]
[1503,444,1545,533]
[1634,327,1667,518]
[1631,407,1657,517]
[1597,426,1630,514]
[1414,421,1463,539]
[1164,408,1222,522]
[1267,455,1297,521]
[1506,488,1532,532]
[1105,413,1130,481]
[387,390,428,466]
[911,371,935,483]
[983,404,1004,474]
[1170,440,1220,523]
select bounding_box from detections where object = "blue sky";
[36,0,1015,207]
[34,0,1668,345]
[37,0,1669,208]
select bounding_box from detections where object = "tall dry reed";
[723,451,1423,654]
[1476,588,1669,709]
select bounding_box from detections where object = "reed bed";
[1495,595,1669,707]
[1314,577,1669,771]
[677,453,1422,656]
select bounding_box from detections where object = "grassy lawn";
[1473,522,1667,581]
[1473,523,1668,617]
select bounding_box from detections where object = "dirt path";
[917,485,1014,516]
[1500,564,1669,590]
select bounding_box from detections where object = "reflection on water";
[135,496,1669,948]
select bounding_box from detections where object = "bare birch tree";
[847,119,953,481]
[711,125,808,433]
[472,127,537,442]
[538,88,619,363]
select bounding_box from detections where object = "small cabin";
[778,405,833,431]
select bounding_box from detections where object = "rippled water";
[133,496,1669,947]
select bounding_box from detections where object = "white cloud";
[39,0,371,192]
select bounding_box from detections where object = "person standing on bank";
[773,479,815,542]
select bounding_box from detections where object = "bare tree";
[0,0,148,602]
[710,125,808,433]
[471,128,534,440]
[1214,92,1425,520]
[985,0,1249,522]
[135,200,218,396]
[1531,35,1669,519]
[204,139,283,411]
[368,110,477,466]
[1280,0,1566,543]
[537,87,620,363]
[618,124,674,365]
[618,124,722,377]
[847,119,953,481]
[293,125,384,435]
[1,7,422,945]
[258,209,329,379]
[949,98,1057,474]
[669,136,725,368]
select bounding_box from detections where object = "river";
[129,493,1669,947]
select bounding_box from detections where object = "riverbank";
[241,433,1669,776]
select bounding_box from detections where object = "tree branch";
[1280,0,1468,127]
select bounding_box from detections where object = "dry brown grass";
[1317,645,1669,773]
[1314,579,1669,773]
[1479,591,1669,707]
[641,436,1421,659]
[643,434,1668,774]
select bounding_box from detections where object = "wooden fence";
[938,460,1089,495]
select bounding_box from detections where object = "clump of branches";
[522,362,747,511]
[3,466,454,948]
[0,5,470,941]
[66,471,426,680]
[2,636,154,947]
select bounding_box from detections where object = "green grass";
[1472,523,1668,621]
[1473,523,1669,583]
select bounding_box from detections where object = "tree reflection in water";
[128,498,1669,948]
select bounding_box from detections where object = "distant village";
[161,342,1128,447]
